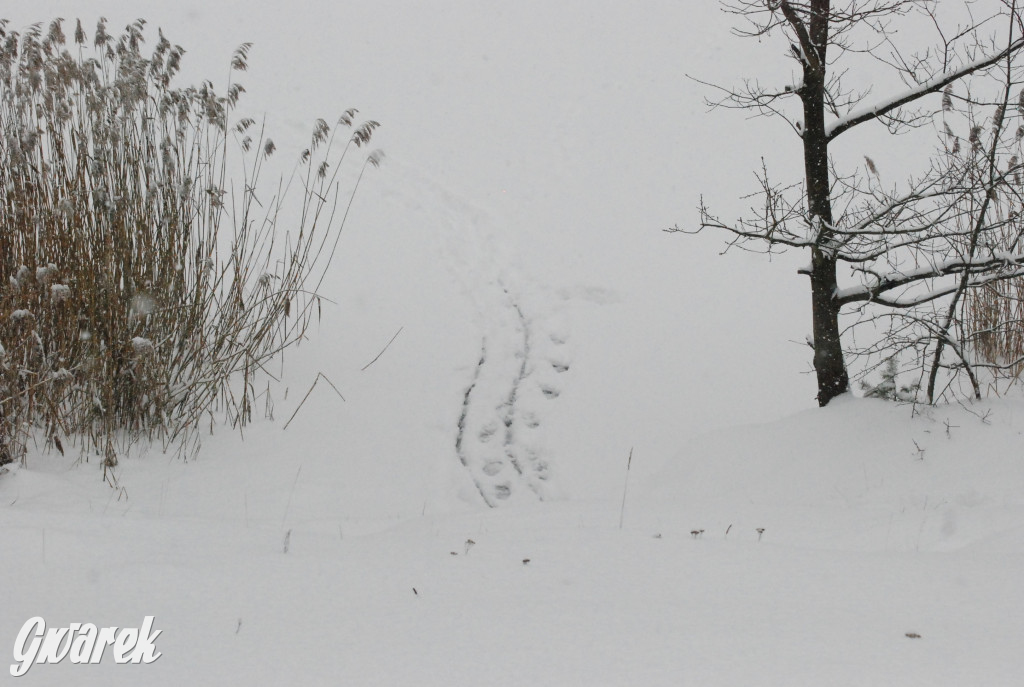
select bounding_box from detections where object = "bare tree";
[674,0,1024,405]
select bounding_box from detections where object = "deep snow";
[4,397,1023,686]
[2,2,1023,685]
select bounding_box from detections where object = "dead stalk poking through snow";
[618,447,633,529]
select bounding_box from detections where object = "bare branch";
[827,36,1024,140]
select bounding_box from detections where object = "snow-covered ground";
[3,2,1023,685]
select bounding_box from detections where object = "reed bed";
[0,18,380,468]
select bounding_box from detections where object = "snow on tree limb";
[687,1,1024,405]
[775,0,821,71]
[826,36,1024,141]
[836,252,1024,306]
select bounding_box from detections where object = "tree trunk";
[801,0,850,406]
[810,251,849,405]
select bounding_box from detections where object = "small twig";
[361,326,404,371]
[283,373,345,430]
[317,374,346,401]
[956,398,993,425]
[912,439,926,460]
[618,447,633,529]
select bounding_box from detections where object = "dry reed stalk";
[0,18,380,465]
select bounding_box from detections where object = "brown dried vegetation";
[0,18,380,467]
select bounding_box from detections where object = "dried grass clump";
[963,279,1024,378]
[0,18,381,467]
[960,147,1024,383]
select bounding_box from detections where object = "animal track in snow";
[392,168,575,507]
[452,285,552,507]
[454,276,573,506]
[426,199,569,507]
[375,166,582,508]
[478,423,498,443]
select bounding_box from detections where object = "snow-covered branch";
[836,252,1024,306]
[826,36,1024,141]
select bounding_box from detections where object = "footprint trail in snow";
[403,170,572,507]
[453,282,570,506]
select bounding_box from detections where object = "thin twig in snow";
[361,326,404,371]
[282,373,346,430]
[618,447,633,529]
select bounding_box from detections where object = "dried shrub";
[0,18,381,465]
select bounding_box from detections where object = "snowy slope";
[2,2,1023,685]
[4,397,1024,686]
